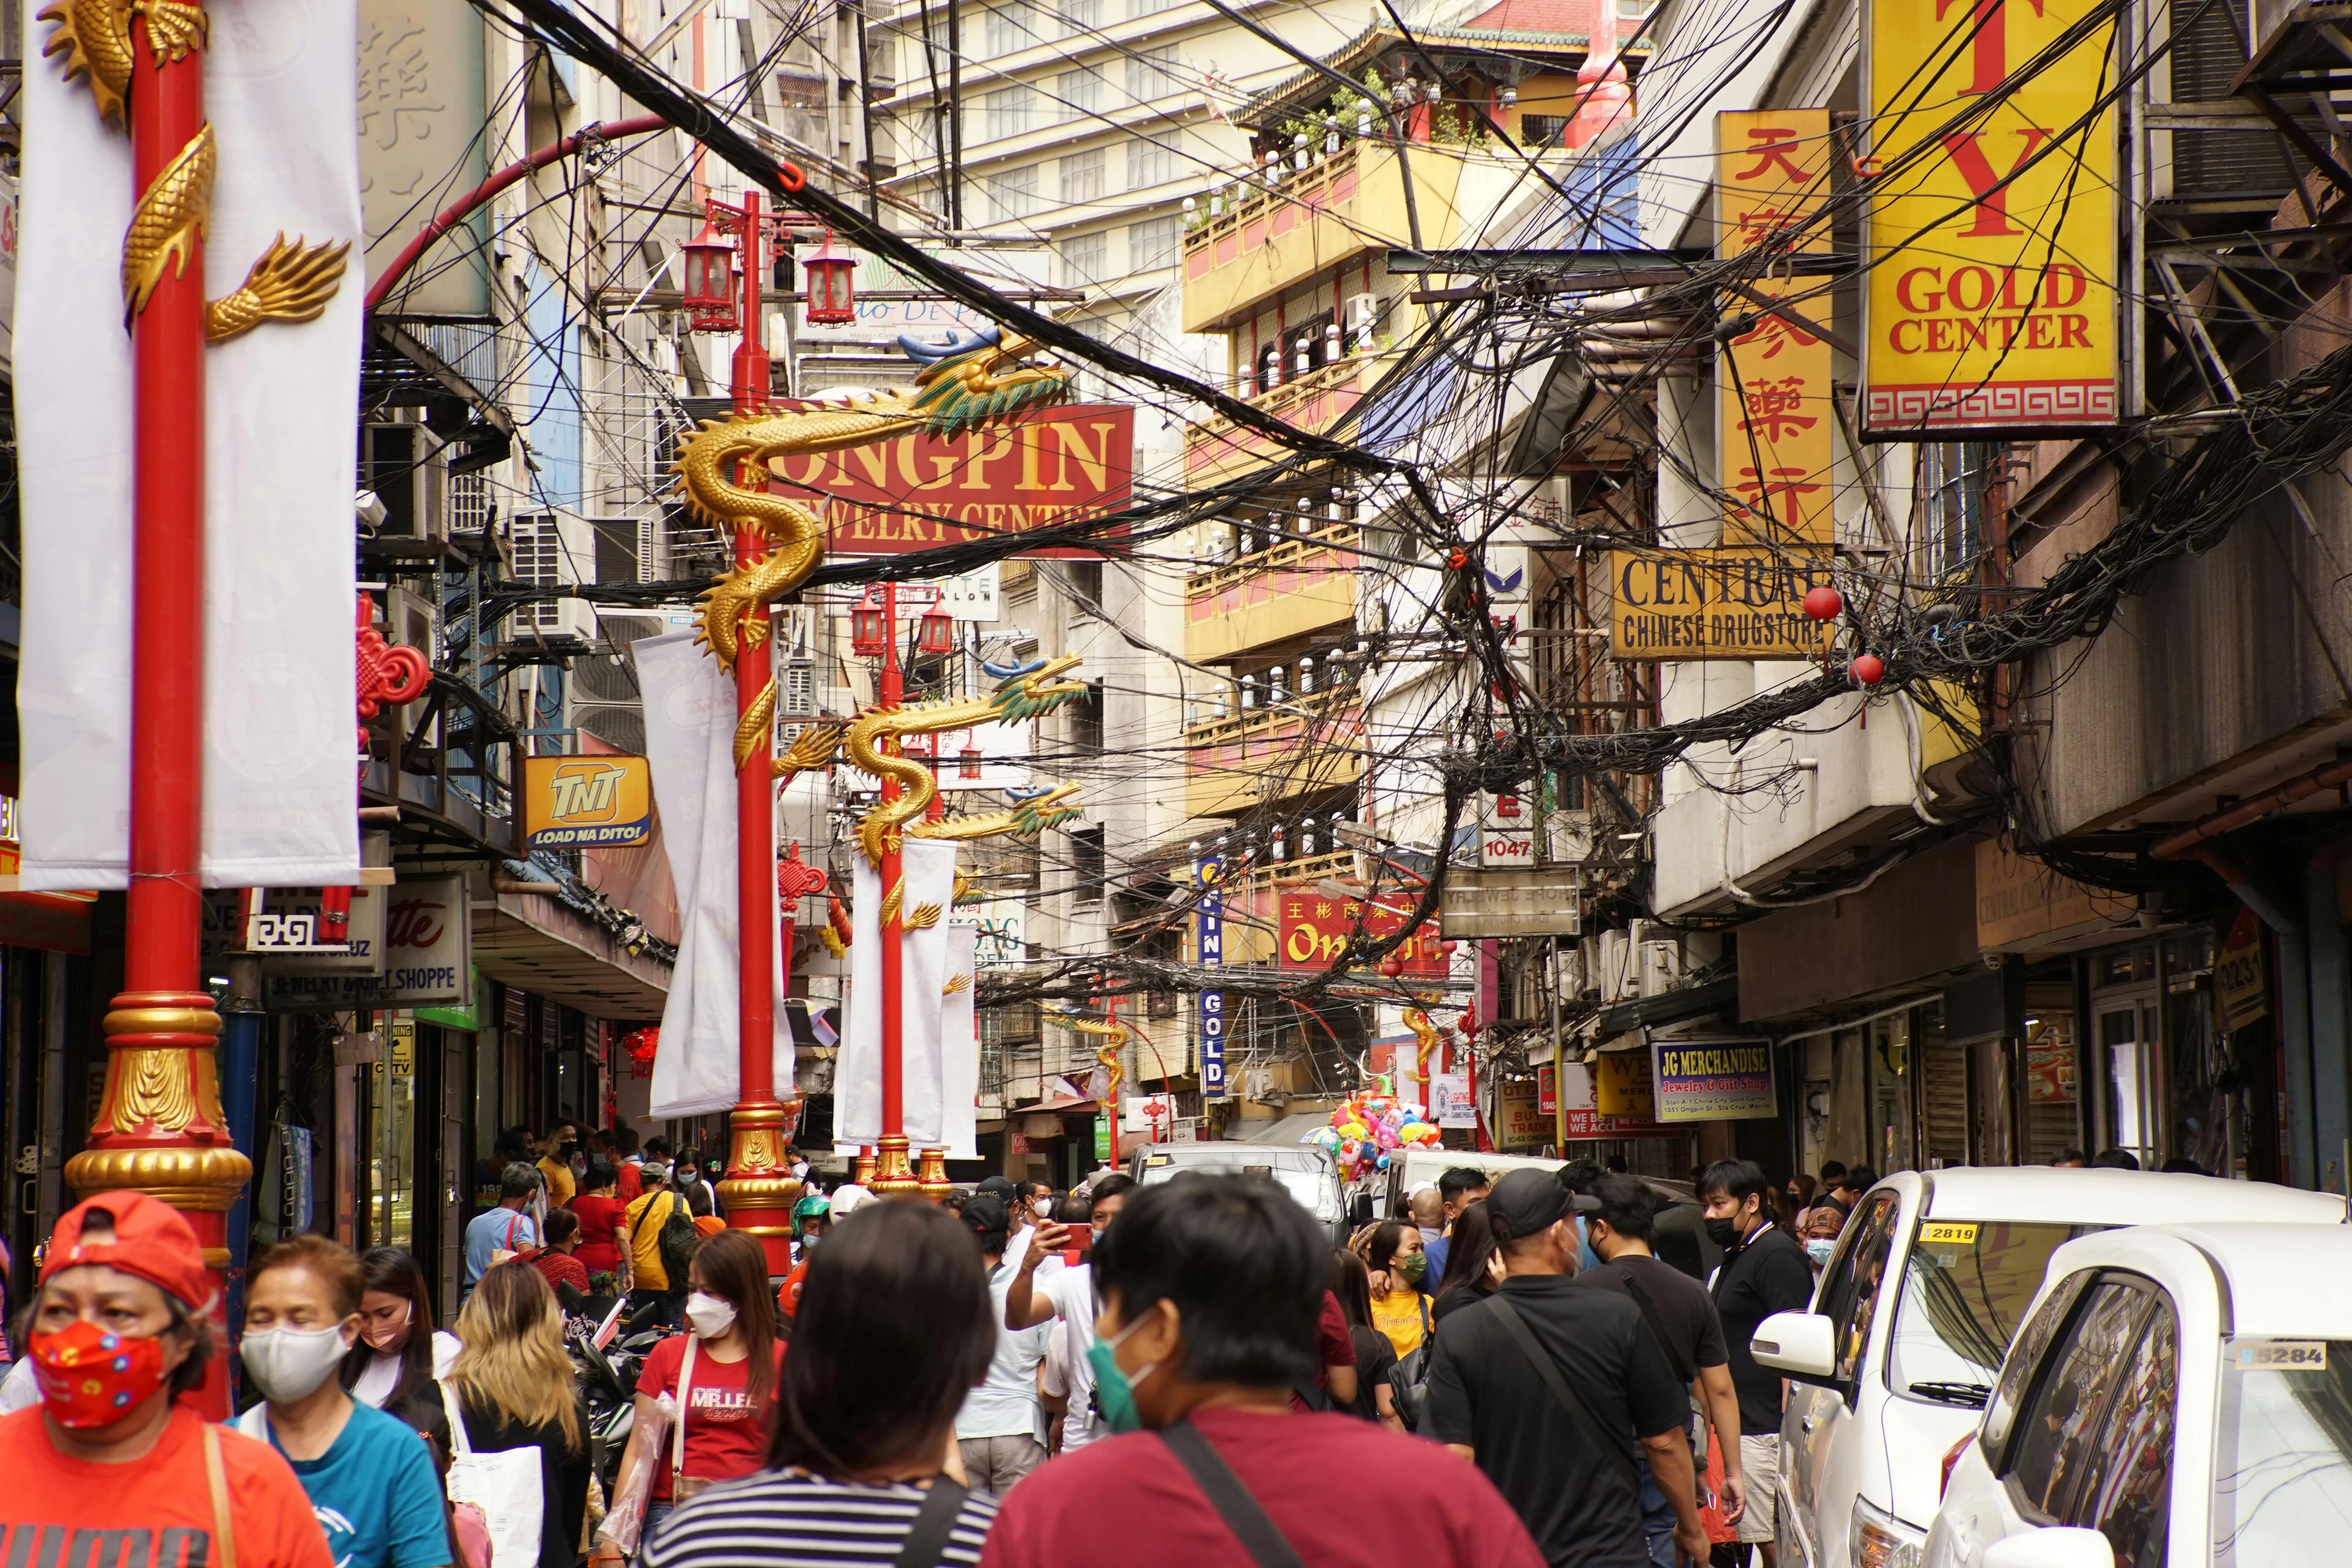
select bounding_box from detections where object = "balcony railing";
[1186,521,1357,599]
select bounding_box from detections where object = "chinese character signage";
[1608,548,1835,659]
[1651,1039,1777,1122]
[768,404,1136,558]
[523,755,655,849]
[1717,110,1835,546]
[1863,0,2118,431]
[1277,893,1446,975]
[1197,862,1225,1100]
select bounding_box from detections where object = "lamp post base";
[916,1147,951,1202]
[869,1134,921,1196]
[716,1099,803,1273]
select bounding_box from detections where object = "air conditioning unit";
[634,511,673,583]
[383,584,439,744]
[1594,927,1633,1004]
[1346,292,1380,331]
[361,421,445,539]
[1633,920,1683,998]
[508,512,597,642]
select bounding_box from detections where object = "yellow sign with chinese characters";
[1717,110,1836,546]
[1863,0,2118,432]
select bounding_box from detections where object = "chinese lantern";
[804,236,858,325]
[918,606,957,657]
[1851,653,1886,685]
[679,228,739,332]
[850,593,890,657]
[1803,585,1842,621]
[1380,955,1404,978]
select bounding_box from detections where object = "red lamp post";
[59,0,252,1416]
[693,188,804,1271]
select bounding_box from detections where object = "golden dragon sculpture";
[43,0,348,335]
[1402,996,1445,1101]
[676,327,1074,769]
[1045,1008,1127,1114]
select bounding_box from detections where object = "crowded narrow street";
[3,0,2352,1558]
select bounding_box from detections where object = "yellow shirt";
[1370,1289,1432,1359]
[538,1156,576,1207]
[627,1190,687,1290]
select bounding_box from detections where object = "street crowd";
[0,1131,1919,1568]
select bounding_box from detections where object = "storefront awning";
[472,887,669,1021]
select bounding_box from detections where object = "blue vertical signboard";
[1197,862,1225,1100]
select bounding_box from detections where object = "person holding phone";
[1002,1175,1133,1454]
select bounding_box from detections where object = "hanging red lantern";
[679,227,739,332]
[1851,653,1887,685]
[622,1025,661,1080]
[804,234,858,325]
[1379,955,1405,978]
[850,593,890,657]
[960,744,983,780]
[1803,585,1843,621]
[917,606,956,657]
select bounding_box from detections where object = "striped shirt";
[643,1470,999,1568]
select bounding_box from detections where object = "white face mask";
[242,1324,352,1403]
[684,1292,737,1339]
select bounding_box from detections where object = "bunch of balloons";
[1308,1076,1442,1178]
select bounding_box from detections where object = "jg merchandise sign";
[1197,864,1225,1100]
[1651,1039,1777,1122]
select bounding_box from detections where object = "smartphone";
[1064,1225,1093,1265]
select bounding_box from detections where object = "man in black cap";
[1424,1168,1709,1568]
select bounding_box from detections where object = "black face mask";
[1705,1216,1741,1248]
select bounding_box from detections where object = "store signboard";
[1651,1039,1777,1122]
[1499,1079,1548,1149]
[2217,908,2268,1031]
[1594,1052,1656,1120]
[1431,1072,1475,1129]
[359,0,489,316]
[261,876,471,1011]
[1277,893,1446,975]
[1608,548,1835,660]
[1198,864,1226,1100]
[1862,0,2118,431]
[523,754,654,849]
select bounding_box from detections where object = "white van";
[1748,1168,2344,1568]
[1128,1142,1348,1241]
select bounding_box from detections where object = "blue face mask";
[1084,1309,1160,1435]
[1574,1215,1603,1273]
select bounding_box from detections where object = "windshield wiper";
[1907,1381,1992,1408]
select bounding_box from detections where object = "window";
[1918,440,1997,579]
[1129,214,1181,269]
[1072,679,1104,751]
[1127,44,1179,103]
[1054,67,1103,122]
[2214,1338,2352,1564]
[2003,1280,2157,1517]
[1069,559,1104,601]
[1127,0,1178,16]
[980,163,1038,223]
[1888,1221,2104,1408]
[982,0,1033,56]
[1128,134,1177,190]
[1071,826,1107,903]
[1061,147,1106,204]
[1981,1270,2091,1460]
[1813,1190,1900,1383]
[1060,230,1106,286]
[1523,114,1570,148]
[1060,0,1101,32]
[2067,1305,2177,1564]
[983,85,1037,142]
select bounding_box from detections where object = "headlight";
[1852,1496,1926,1568]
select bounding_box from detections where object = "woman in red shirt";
[604,1230,784,1541]
[568,1160,628,1293]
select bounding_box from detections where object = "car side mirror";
[1983,1528,2115,1568]
[1748,1310,1838,1383]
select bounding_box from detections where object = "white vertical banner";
[900,838,957,1147]
[635,634,787,1116]
[837,837,958,1146]
[943,924,980,1160]
[17,0,363,888]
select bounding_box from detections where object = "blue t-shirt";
[270,1397,451,1568]
[1424,1233,1451,1286]
[465,1204,537,1284]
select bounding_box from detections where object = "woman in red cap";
[0,1191,332,1568]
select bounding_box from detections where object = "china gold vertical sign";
[1717,111,1835,548]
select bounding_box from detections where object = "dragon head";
[1007,781,1085,837]
[988,652,1089,723]
[899,325,1071,439]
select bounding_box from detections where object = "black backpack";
[656,1192,699,1288]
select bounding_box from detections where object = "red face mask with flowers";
[29,1319,171,1427]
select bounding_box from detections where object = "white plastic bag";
[595,1394,674,1558]
[441,1382,546,1568]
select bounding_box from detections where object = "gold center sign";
[1863,0,2119,431]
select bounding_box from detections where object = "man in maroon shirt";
[981,1174,1544,1568]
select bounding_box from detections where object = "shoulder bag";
[1613,1265,1709,1457]
[439,1379,547,1568]
[1487,1295,1641,1496]
[890,1478,971,1568]
[1389,1294,1436,1431]
[200,1422,240,1568]
[669,1332,720,1503]
[1158,1421,1307,1568]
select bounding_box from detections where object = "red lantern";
[804,236,858,325]
[918,606,956,657]
[1851,653,1887,685]
[1803,585,1843,621]
[1379,955,1405,978]
[622,1026,661,1080]
[679,228,739,332]
[960,745,983,780]
[850,594,890,657]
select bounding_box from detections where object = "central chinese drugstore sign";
[1862,0,2118,432]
